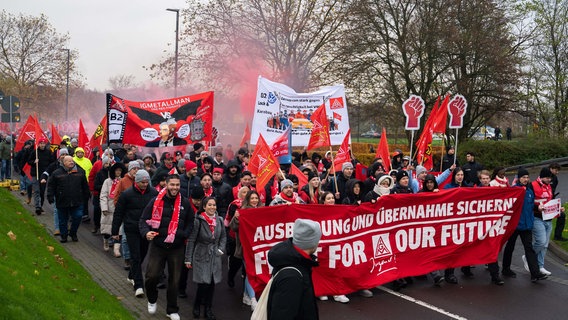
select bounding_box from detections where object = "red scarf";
[279,191,297,203]
[109,178,120,199]
[201,212,217,236]
[146,188,181,243]
[203,187,213,198]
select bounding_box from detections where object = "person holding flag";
[27,137,53,215]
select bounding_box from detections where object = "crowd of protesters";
[5,133,567,320]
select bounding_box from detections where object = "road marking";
[377,286,468,320]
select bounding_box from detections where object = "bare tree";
[0,11,81,116]
[108,74,137,90]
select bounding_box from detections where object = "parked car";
[470,126,502,140]
[361,130,381,138]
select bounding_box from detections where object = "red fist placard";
[402,95,425,130]
[448,94,467,129]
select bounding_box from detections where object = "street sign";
[1,112,21,123]
[1,96,20,113]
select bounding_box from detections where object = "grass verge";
[0,188,134,319]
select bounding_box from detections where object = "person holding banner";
[419,174,445,286]
[325,162,354,204]
[267,219,321,319]
[531,167,564,276]
[502,168,549,282]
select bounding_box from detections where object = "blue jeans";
[532,218,552,268]
[57,205,84,238]
[53,200,59,231]
[20,174,30,192]
[120,225,131,260]
[1,159,11,180]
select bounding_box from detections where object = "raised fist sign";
[402,95,425,130]
[448,95,468,129]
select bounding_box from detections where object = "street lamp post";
[61,48,70,121]
[166,8,180,97]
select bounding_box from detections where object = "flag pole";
[328,146,339,194]
[409,130,415,164]
[453,129,459,165]
[440,137,446,172]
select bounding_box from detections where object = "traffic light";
[1,95,20,112]
[1,112,20,123]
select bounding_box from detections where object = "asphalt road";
[22,168,568,319]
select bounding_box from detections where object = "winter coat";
[514,182,535,230]
[185,213,226,284]
[0,140,11,160]
[27,146,53,178]
[100,177,118,235]
[325,172,352,204]
[222,159,242,187]
[267,238,319,320]
[179,173,201,199]
[213,179,233,216]
[139,194,194,249]
[46,165,90,208]
[112,185,158,235]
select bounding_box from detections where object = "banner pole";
[409,130,415,164]
[453,128,459,165]
[328,145,339,195]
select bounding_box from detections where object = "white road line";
[376,286,468,320]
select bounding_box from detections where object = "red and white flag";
[307,104,331,150]
[333,129,351,172]
[249,134,280,190]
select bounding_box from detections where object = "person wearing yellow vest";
[73,147,94,225]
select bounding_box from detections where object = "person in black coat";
[27,138,54,214]
[46,155,90,243]
[267,219,321,320]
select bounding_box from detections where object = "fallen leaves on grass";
[7,230,16,240]
[47,246,54,252]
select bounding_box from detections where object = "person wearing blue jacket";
[501,168,548,282]
[409,164,455,193]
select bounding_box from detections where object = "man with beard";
[152,152,175,187]
[223,160,241,188]
[269,179,305,206]
[140,174,194,320]
[112,169,158,298]
[180,160,201,199]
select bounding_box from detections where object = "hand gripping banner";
[239,187,525,296]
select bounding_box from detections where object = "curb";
[548,240,568,263]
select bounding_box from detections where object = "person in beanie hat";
[299,171,322,204]
[112,169,158,298]
[531,166,565,276]
[142,153,157,177]
[502,167,549,282]
[391,170,413,194]
[270,179,305,206]
[267,218,320,319]
[409,163,455,193]
[325,162,354,204]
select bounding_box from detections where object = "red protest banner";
[239,187,524,296]
[106,92,214,147]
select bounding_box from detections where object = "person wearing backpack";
[266,218,321,320]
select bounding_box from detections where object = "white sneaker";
[359,289,373,298]
[333,295,350,303]
[540,267,552,276]
[147,302,157,314]
[521,255,529,272]
[167,313,180,320]
[250,297,258,311]
[318,296,328,301]
[126,277,135,286]
[103,239,109,251]
[243,294,252,306]
[135,287,144,297]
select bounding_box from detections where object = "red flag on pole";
[270,127,290,158]
[50,123,62,146]
[432,95,449,134]
[307,104,331,150]
[415,97,440,170]
[333,129,351,172]
[240,123,251,148]
[15,115,38,151]
[290,163,308,189]
[32,115,48,147]
[248,134,280,190]
[375,128,391,172]
[90,115,107,155]
[78,119,92,159]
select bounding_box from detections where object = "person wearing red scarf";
[140,174,194,320]
[269,179,305,206]
[185,197,226,320]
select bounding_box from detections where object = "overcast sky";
[5,0,187,91]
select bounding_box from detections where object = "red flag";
[31,115,49,149]
[270,127,290,158]
[240,122,251,148]
[307,104,331,150]
[432,95,449,134]
[248,134,280,190]
[333,129,351,172]
[90,115,107,154]
[415,97,440,170]
[375,128,391,172]
[355,163,368,181]
[290,163,308,189]
[78,119,92,159]
[333,112,342,121]
[15,116,37,151]
[50,123,62,146]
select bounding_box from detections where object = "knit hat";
[396,170,409,182]
[101,155,112,165]
[191,187,205,199]
[200,150,209,158]
[292,219,322,250]
[177,159,186,168]
[185,160,197,171]
[135,169,150,183]
[280,179,294,189]
[213,167,224,174]
[70,138,78,144]
[415,165,427,176]
[342,162,354,171]
[517,167,529,178]
[57,148,69,157]
[128,161,141,171]
[75,147,85,154]
[539,167,553,179]
[307,171,319,182]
